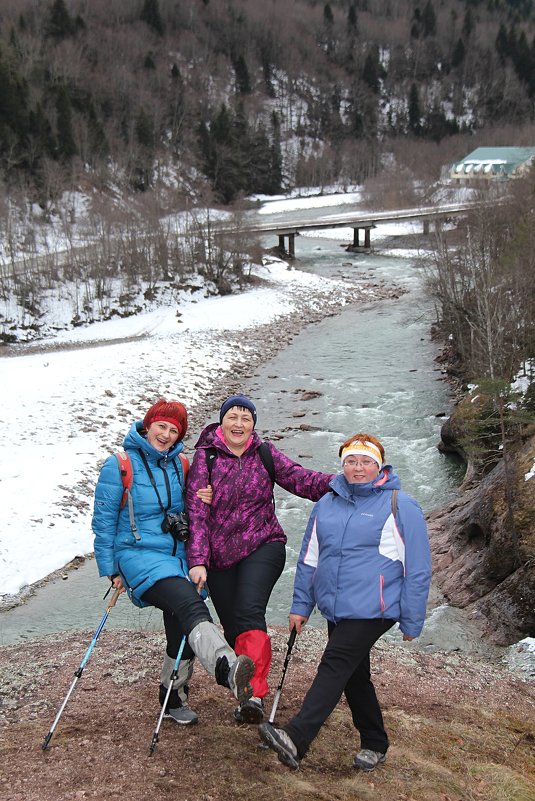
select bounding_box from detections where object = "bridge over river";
[240,200,481,256]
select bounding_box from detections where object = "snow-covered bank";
[0,258,396,602]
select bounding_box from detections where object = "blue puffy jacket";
[92,421,189,607]
[291,467,432,638]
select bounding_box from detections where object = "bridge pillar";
[288,233,295,258]
[278,234,285,251]
[423,219,430,235]
[347,226,372,253]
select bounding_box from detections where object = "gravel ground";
[0,626,533,801]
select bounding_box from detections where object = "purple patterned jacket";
[185,423,333,570]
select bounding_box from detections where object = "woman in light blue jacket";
[92,399,255,727]
[259,433,432,773]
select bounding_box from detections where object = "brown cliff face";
[428,430,535,645]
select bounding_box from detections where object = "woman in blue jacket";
[92,399,254,727]
[259,433,432,772]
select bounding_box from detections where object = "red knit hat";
[143,399,188,440]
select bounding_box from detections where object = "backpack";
[115,451,189,507]
[204,442,276,493]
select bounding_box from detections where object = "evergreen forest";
[1,0,535,206]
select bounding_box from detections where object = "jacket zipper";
[379,574,385,613]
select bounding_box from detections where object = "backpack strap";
[204,443,276,486]
[178,452,189,481]
[257,442,276,485]
[114,452,140,541]
[391,489,398,519]
[205,447,218,484]
[115,452,133,509]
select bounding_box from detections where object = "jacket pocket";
[118,532,140,546]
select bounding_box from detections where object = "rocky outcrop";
[428,431,535,645]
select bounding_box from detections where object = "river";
[1,233,500,658]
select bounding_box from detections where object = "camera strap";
[138,449,171,515]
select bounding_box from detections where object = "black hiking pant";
[207,540,286,645]
[284,618,395,758]
[142,576,212,660]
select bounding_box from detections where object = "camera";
[161,511,190,542]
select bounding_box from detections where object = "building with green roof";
[450,147,535,184]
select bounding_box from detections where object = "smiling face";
[221,406,254,455]
[343,456,380,484]
[146,420,180,452]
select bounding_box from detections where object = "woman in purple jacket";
[186,394,332,724]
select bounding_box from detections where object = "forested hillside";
[1,0,535,207]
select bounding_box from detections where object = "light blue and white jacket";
[92,421,188,608]
[291,467,432,638]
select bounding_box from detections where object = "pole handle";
[107,587,122,610]
[287,627,297,650]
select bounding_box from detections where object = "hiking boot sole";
[258,723,300,769]
[237,701,264,724]
[229,655,255,705]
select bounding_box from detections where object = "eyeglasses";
[344,458,377,468]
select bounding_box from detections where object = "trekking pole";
[268,627,297,724]
[149,634,187,756]
[258,627,298,750]
[42,587,121,750]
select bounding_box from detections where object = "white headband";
[341,441,383,468]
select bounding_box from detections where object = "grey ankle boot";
[188,621,255,704]
[160,652,198,725]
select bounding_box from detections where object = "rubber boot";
[159,652,198,725]
[188,621,255,704]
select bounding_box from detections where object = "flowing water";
[2,235,496,656]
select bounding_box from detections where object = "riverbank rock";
[428,431,535,645]
[1,626,533,801]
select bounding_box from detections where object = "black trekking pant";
[142,576,212,660]
[207,540,286,646]
[285,618,395,758]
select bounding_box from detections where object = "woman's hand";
[196,485,213,505]
[108,575,125,592]
[189,565,207,593]
[289,613,308,634]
